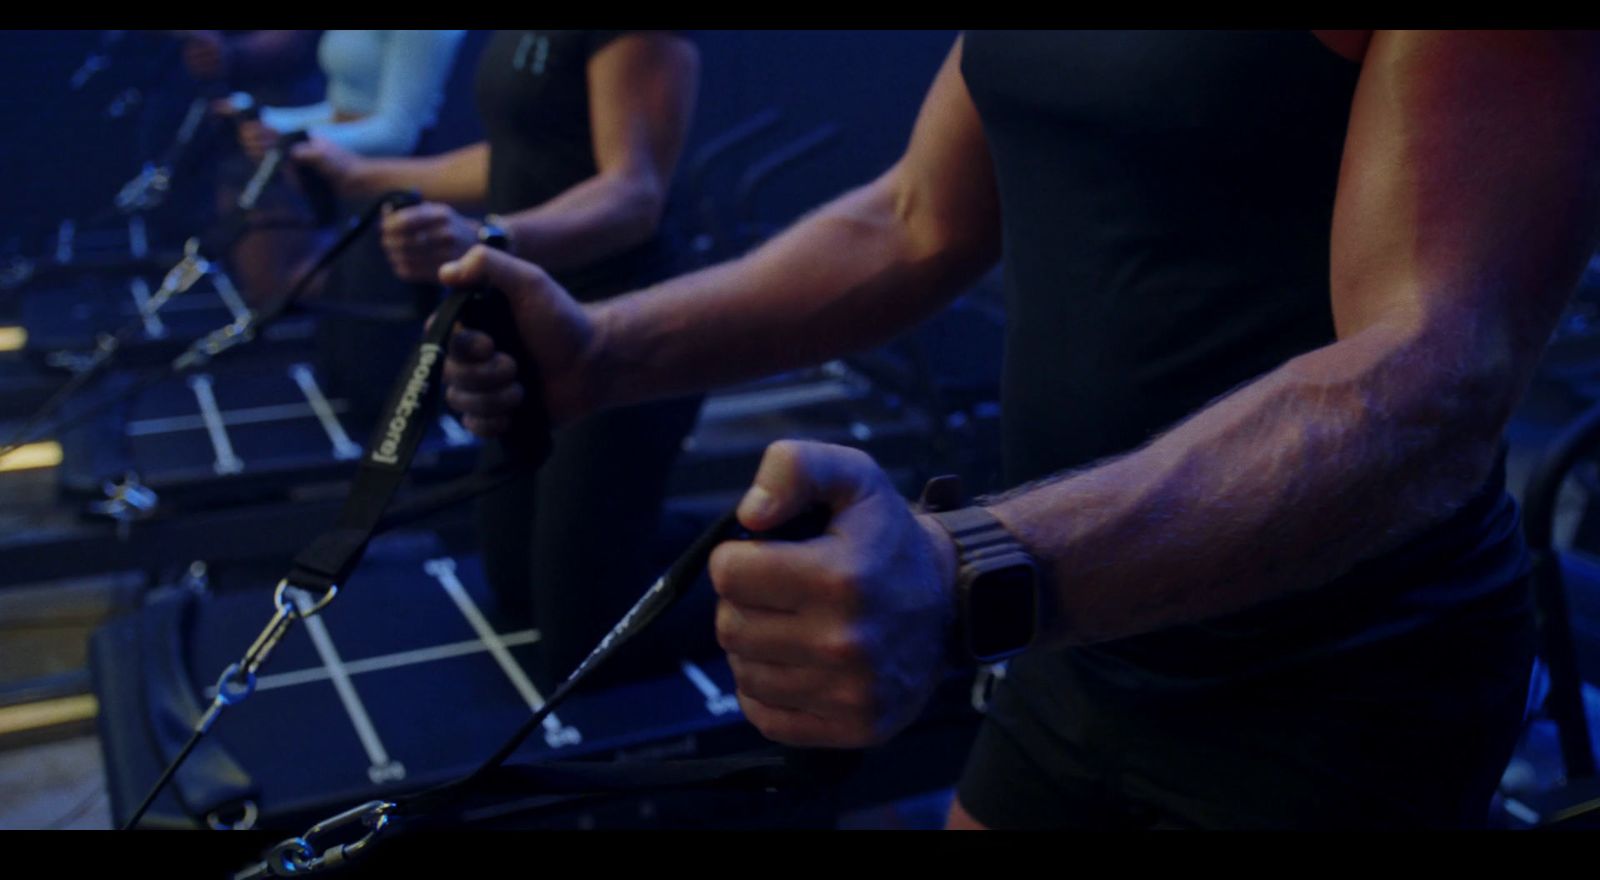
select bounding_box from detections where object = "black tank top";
[961,30,1531,688]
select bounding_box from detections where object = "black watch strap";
[477,216,511,251]
[928,506,1025,565]
[919,475,1040,663]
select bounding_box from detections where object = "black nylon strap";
[286,289,475,592]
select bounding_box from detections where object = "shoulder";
[1310,30,1372,64]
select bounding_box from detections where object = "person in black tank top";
[955,31,1537,828]
[435,31,1600,828]
[291,31,704,690]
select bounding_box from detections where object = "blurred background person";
[295,30,703,690]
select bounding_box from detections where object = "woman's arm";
[379,32,702,283]
[496,31,698,272]
[292,138,490,208]
[258,100,335,135]
[293,30,466,157]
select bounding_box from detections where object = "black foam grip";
[379,190,440,316]
[278,130,339,227]
[383,190,422,211]
[458,285,552,465]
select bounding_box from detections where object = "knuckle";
[833,680,875,715]
[713,601,741,652]
[707,545,739,595]
[816,629,863,667]
[817,565,861,604]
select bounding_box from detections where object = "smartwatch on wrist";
[477,215,512,253]
[920,475,1040,664]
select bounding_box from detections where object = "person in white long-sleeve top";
[225,29,465,304]
[238,30,465,161]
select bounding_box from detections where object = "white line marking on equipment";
[1503,798,1540,825]
[289,363,362,460]
[186,373,244,474]
[128,215,148,259]
[204,631,542,696]
[680,660,740,716]
[209,270,250,323]
[127,277,166,339]
[127,400,347,436]
[55,220,74,265]
[437,414,474,447]
[287,588,406,784]
[423,557,582,747]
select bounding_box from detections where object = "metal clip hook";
[142,239,211,319]
[273,580,339,620]
[236,800,396,878]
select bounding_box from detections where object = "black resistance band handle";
[455,282,552,465]
[381,191,448,320]
[398,498,837,822]
[278,130,340,228]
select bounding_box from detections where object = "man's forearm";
[584,173,996,411]
[984,316,1516,647]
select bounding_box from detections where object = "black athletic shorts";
[956,580,1537,830]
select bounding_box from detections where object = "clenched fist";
[709,440,959,748]
[437,246,601,434]
[288,136,361,196]
[236,118,281,164]
[382,202,480,284]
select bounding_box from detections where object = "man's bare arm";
[980,30,1600,646]
[578,39,1002,412]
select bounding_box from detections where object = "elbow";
[1425,411,1503,517]
[1288,316,1518,528]
[882,160,998,275]
[1424,321,1523,507]
[1388,322,1519,520]
[609,171,669,249]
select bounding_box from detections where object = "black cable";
[396,506,830,823]
[123,727,203,829]
[0,193,410,463]
[0,320,146,459]
[0,364,169,462]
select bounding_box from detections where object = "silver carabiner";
[233,801,395,880]
[142,239,212,319]
[273,580,339,621]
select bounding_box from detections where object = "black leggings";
[475,393,706,691]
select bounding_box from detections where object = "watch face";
[968,561,1038,663]
[478,223,510,252]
